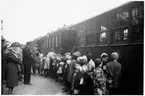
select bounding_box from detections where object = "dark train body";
[37,29,77,55]
[33,1,143,95]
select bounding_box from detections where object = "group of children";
[42,50,121,95]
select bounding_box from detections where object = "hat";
[101,53,108,58]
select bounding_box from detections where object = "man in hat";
[23,42,34,85]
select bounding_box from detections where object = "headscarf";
[101,53,108,58]
[5,42,23,63]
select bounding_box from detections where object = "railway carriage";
[70,1,143,94]
[34,1,143,95]
[39,28,77,55]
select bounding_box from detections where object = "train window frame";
[132,6,143,25]
[112,27,129,43]
[98,31,108,44]
[47,39,48,48]
[111,10,130,29]
[77,35,86,46]
[98,18,109,45]
[131,24,143,42]
[52,37,54,48]
[55,36,58,47]
[86,33,96,46]
[49,38,51,48]
[58,35,61,47]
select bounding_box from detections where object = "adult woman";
[5,42,22,94]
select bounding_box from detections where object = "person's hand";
[103,65,107,70]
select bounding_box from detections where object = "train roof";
[69,1,142,28]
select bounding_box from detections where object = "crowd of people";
[39,47,121,95]
[2,36,121,95]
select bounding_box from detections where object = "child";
[57,61,64,83]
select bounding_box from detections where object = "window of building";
[113,28,129,42]
[112,11,130,28]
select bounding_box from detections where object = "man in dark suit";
[23,42,34,85]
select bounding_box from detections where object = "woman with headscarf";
[5,42,22,94]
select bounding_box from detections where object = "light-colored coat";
[44,52,55,69]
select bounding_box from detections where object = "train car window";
[43,40,45,48]
[99,18,109,44]
[47,39,48,48]
[86,33,96,45]
[99,32,108,43]
[132,7,143,25]
[131,24,143,42]
[58,35,61,46]
[101,26,108,31]
[131,5,143,42]
[113,28,128,42]
[78,35,85,46]
[55,36,58,47]
[111,11,129,28]
[52,37,54,48]
[42,43,43,49]
[49,38,51,48]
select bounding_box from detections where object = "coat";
[106,60,121,88]
[22,46,34,65]
[44,52,55,69]
[67,59,76,83]
[6,51,22,88]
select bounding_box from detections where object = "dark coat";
[6,51,22,88]
[22,46,34,65]
[106,61,121,81]
[79,73,94,95]
[106,60,121,89]
[23,46,34,84]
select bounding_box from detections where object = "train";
[30,1,144,95]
